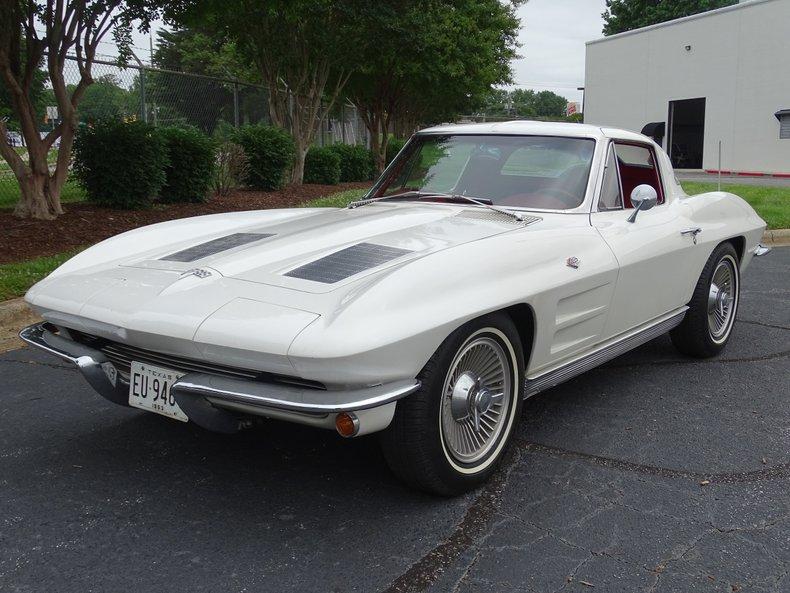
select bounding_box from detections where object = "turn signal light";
[335,412,359,438]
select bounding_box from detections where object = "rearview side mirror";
[627,184,658,223]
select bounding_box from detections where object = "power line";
[509,81,584,90]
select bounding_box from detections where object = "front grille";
[66,328,325,389]
[100,341,260,380]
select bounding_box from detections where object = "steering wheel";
[536,187,582,208]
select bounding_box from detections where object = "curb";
[763,228,790,246]
[0,297,32,325]
[0,298,40,354]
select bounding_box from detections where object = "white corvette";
[21,121,769,494]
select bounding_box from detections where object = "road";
[1,248,788,593]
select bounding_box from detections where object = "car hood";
[120,202,531,294]
[25,203,538,368]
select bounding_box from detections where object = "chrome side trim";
[754,243,771,256]
[19,322,421,418]
[524,308,687,397]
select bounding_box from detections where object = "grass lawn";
[301,188,368,208]
[0,177,87,210]
[680,182,790,229]
[0,250,83,301]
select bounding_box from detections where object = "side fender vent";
[161,233,274,262]
[285,242,412,284]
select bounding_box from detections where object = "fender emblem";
[181,268,212,279]
[566,257,580,269]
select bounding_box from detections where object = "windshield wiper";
[417,192,528,222]
[349,190,526,222]
[347,190,426,209]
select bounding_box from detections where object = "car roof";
[418,120,650,144]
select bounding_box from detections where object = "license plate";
[128,361,188,422]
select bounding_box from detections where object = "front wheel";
[380,313,524,496]
[670,242,740,358]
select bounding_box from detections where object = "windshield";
[372,134,596,210]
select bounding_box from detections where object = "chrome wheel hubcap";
[441,336,512,464]
[707,258,737,341]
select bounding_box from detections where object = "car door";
[591,140,701,340]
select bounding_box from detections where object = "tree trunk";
[7,121,72,219]
[14,168,64,220]
[292,143,308,184]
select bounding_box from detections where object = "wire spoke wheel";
[440,336,512,465]
[707,256,738,342]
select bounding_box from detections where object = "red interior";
[616,144,665,208]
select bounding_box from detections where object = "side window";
[598,146,623,211]
[614,142,665,207]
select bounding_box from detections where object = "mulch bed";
[0,182,370,264]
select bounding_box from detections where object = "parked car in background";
[6,131,23,147]
[21,121,769,495]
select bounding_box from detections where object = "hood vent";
[285,242,412,284]
[161,233,274,262]
[455,209,541,225]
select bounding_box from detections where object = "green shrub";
[231,124,295,190]
[159,126,215,203]
[304,146,341,185]
[212,141,249,196]
[385,137,408,166]
[73,120,167,209]
[327,143,374,181]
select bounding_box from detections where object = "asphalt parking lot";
[1,247,788,593]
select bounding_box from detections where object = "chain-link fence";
[1,55,369,207]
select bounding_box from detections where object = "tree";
[482,88,569,119]
[602,0,737,35]
[532,90,567,118]
[346,0,522,173]
[150,27,254,133]
[69,74,134,124]
[170,1,366,183]
[0,0,160,219]
[0,60,48,143]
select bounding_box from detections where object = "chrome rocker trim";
[19,322,421,432]
[524,307,688,396]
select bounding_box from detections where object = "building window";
[776,110,790,140]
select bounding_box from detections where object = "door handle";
[681,227,702,244]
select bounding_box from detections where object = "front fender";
[287,220,618,384]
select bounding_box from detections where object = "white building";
[584,0,790,176]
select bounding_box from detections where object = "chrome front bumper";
[19,322,420,433]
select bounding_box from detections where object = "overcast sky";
[509,0,607,103]
[126,0,607,104]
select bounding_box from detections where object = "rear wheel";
[670,242,740,358]
[381,313,524,496]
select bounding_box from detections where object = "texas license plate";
[128,361,188,422]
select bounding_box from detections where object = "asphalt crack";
[0,358,75,372]
[604,348,790,370]
[740,319,790,331]
[522,441,790,484]
[381,444,525,593]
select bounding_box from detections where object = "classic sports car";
[21,121,769,495]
